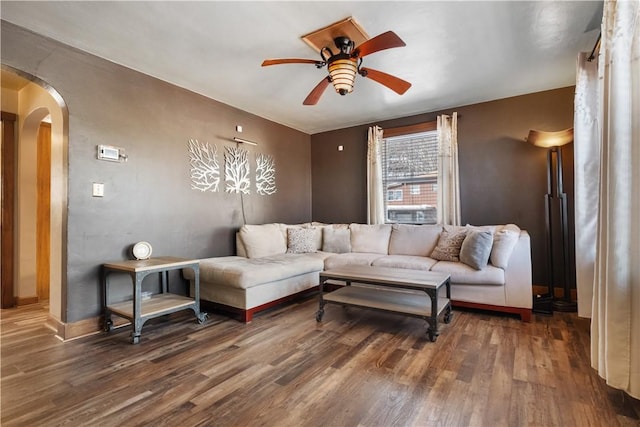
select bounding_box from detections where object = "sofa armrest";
[503,230,533,309]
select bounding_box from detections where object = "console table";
[316,266,452,342]
[103,256,206,344]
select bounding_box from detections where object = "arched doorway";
[1,65,68,327]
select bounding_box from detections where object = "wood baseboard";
[46,314,129,341]
[15,296,39,306]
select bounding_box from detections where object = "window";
[387,189,403,201]
[381,124,438,224]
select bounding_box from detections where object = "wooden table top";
[103,256,198,273]
[320,265,450,290]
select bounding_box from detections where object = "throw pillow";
[239,224,287,258]
[490,224,521,268]
[430,228,468,262]
[322,228,351,253]
[302,223,324,251]
[286,227,317,254]
[460,230,494,270]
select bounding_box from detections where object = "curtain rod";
[587,32,601,62]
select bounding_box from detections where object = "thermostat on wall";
[97,145,126,162]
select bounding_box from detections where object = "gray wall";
[311,87,576,287]
[2,19,576,320]
[2,22,312,322]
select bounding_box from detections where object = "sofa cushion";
[431,261,505,285]
[324,253,384,270]
[388,224,442,256]
[322,228,351,253]
[239,224,287,258]
[287,227,317,254]
[302,224,324,251]
[459,230,494,270]
[491,224,521,268]
[349,224,392,254]
[466,224,498,235]
[195,254,324,289]
[371,255,438,271]
[430,227,467,262]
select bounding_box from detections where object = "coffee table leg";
[425,289,439,342]
[316,278,326,322]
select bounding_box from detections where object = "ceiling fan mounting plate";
[301,17,370,54]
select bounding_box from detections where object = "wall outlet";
[92,183,104,197]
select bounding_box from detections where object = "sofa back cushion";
[388,224,442,256]
[349,224,392,254]
[239,224,287,258]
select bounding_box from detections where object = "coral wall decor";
[224,146,250,194]
[188,139,220,192]
[255,153,276,195]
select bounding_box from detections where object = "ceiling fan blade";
[303,77,331,105]
[262,58,324,67]
[360,68,411,95]
[354,31,406,58]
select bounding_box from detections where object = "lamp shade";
[328,56,357,95]
[526,128,574,148]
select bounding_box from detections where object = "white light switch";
[92,183,104,197]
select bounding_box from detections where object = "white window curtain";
[574,51,600,319]
[367,125,385,225]
[574,0,640,400]
[436,112,460,226]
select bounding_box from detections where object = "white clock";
[132,241,152,260]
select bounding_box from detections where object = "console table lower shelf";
[316,266,452,342]
[107,294,197,321]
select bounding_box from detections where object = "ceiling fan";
[262,31,412,105]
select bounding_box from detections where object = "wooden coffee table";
[316,266,452,342]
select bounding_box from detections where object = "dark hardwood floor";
[2,296,639,426]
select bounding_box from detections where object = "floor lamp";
[527,128,577,313]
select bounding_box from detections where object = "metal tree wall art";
[224,146,250,194]
[255,153,276,195]
[188,139,220,192]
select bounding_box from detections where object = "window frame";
[381,120,438,225]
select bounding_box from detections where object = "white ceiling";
[1,1,602,134]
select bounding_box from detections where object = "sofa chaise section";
[184,253,327,322]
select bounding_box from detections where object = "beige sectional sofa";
[185,222,532,322]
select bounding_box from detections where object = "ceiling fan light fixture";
[328,57,357,95]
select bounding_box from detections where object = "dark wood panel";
[1,112,17,309]
[1,297,638,426]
